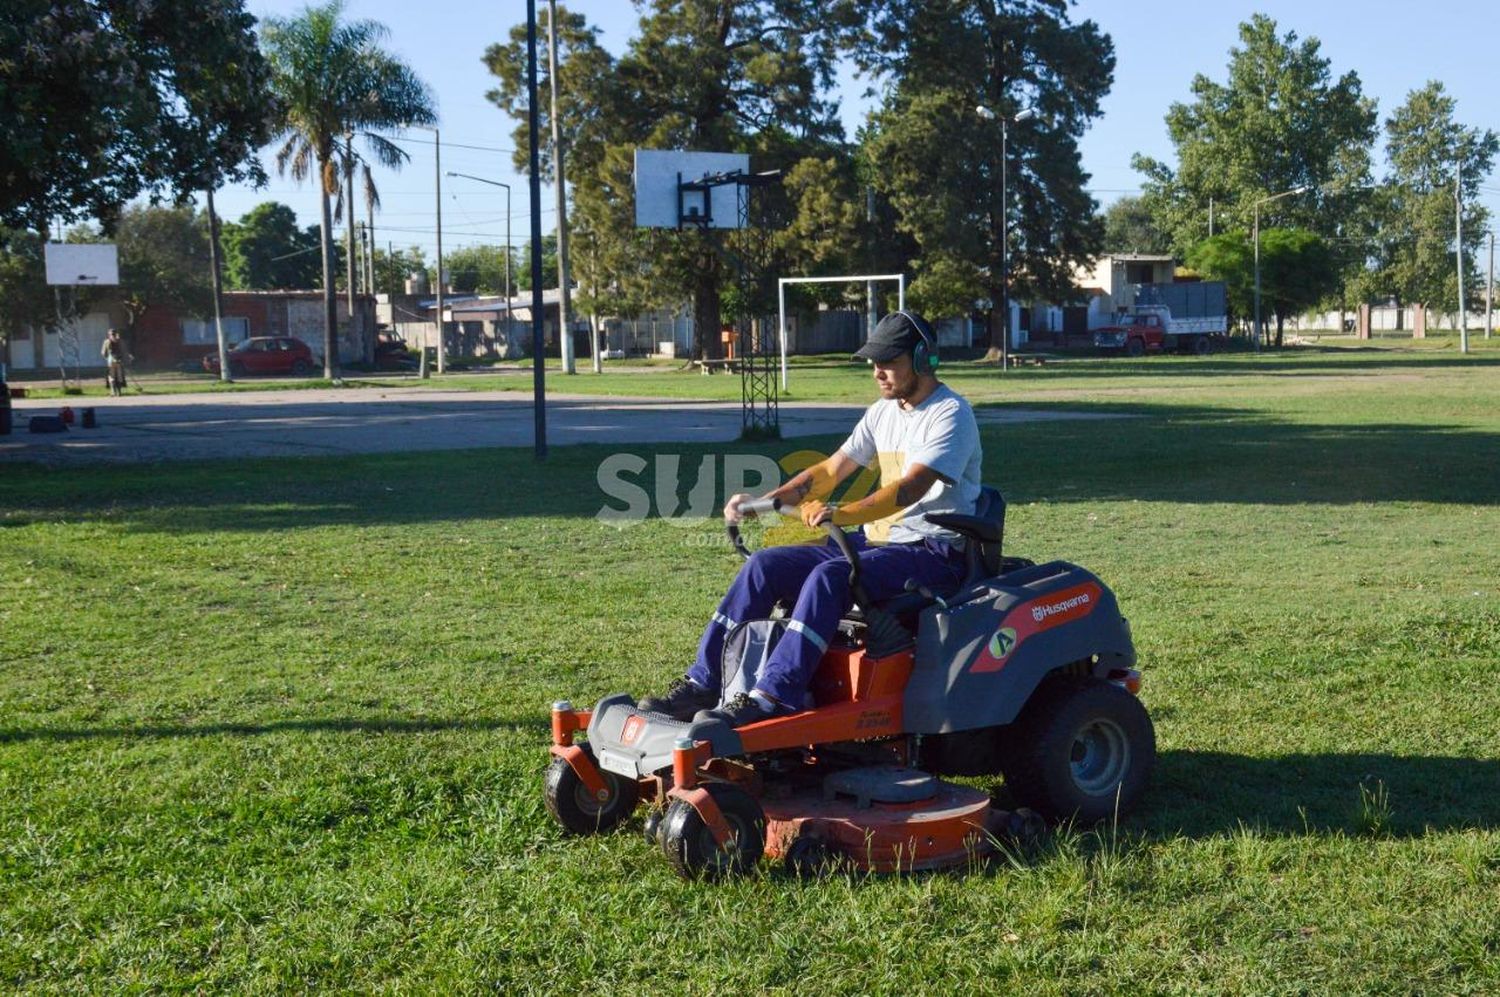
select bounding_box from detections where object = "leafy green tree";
[445,245,515,296]
[220,203,323,289]
[1370,81,1497,321]
[1,0,276,233]
[846,0,1115,355]
[486,1,858,359]
[1101,196,1170,255]
[371,245,430,295]
[261,0,435,377]
[1185,232,1254,324]
[1258,228,1336,345]
[1133,15,1376,257]
[512,236,559,294]
[1190,227,1332,345]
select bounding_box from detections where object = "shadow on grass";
[1140,749,1500,838]
[2,397,1497,534]
[0,715,546,744]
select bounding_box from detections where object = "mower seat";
[843,487,1009,626]
[928,485,1006,584]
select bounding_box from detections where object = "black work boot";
[637,678,717,721]
[693,692,779,728]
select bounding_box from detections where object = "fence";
[1301,303,1497,337]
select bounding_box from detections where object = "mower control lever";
[904,578,949,610]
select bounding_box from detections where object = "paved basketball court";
[1,386,1121,465]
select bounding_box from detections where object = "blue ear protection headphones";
[896,309,940,373]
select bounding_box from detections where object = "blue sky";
[214,0,1500,266]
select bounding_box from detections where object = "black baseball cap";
[853,311,934,362]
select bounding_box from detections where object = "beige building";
[1073,253,1177,312]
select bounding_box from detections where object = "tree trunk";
[1275,311,1285,348]
[318,162,339,380]
[691,234,721,362]
[984,296,1007,361]
[205,185,232,383]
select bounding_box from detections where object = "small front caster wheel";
[642,807,668,848]
[544,745,639,835]
[660,783,765,880]
[783,835,841,879]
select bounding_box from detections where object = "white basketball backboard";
[45,243,119,286]
[634,149,751,229]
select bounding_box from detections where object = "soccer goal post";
[777,274,906,390]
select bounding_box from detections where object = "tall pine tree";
[845,0,1115,356]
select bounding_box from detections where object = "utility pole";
[205,185,232,383]
[1486,230,1494,340]
[527,0,547,457]
[366,198,376,294]
[434,128,446,372]
[547,0,574,374]
[344,134,357,321]
[1456,161,1468,354]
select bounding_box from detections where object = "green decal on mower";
[989,626,1018,660]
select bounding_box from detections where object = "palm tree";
[261,1,435,379]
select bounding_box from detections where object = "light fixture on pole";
[447,171,513,356]
[1253,185,1310,353]
[975,104,1035,371]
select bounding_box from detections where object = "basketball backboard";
[45,243,119,286]
[634,149,751,229]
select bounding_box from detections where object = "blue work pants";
[686,532,966,707]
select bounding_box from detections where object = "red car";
[203,337,317,377]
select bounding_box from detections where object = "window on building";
[181,317,249,344]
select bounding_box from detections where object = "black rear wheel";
[1002,677,1155,823]
[660,782,765,879]
[544,745,639,835]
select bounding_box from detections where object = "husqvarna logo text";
[1032,592,1091,623]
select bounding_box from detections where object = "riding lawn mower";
[544,488,1155,878]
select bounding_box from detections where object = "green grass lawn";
[1,347,1497,991]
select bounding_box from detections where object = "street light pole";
[975,105,1034,370]
[447,172,513,355]
[1456,161,1468,354]
[403,124,445,374]
[1252,185,1309,352]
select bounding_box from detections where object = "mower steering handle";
[726,497,784,560]
[723,508,863,592]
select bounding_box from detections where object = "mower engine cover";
[904,559,1135,733]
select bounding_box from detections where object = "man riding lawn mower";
[544,313,1155,878]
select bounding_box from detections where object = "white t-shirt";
[837,383,983,544]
